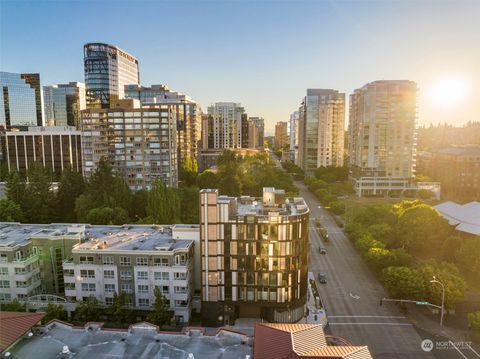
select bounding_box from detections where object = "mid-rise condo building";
[206,102,245,149]
[275,121,288,148]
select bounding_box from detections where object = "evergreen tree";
[74,296,101,323]
[147,287,172,328]
[6,170,26,205]
[23,163,57,223]
[0,199,23,222]
[107,292,134,327]
[56,167,85,222]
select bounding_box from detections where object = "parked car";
[319,247,326,254]
[318,272,327,284]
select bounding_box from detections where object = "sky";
[1,0,479,134]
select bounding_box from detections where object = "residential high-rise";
[298,89,345,173]
[20,73,43,126]
[349,81,417,189]
[125,84,201,163]
[0,72,38,128]
[43,82,86,128]
[81,99,177,190]
[248,117,265,149]
[206,102,245,149]
[1,126,82,176]
[274,121,288,148]
[199,187,310,326]
[289,111,300,164]
[84,43,139,109]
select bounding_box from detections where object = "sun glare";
[429,77,469,108]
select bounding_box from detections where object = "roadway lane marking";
[329,315,405,318]
[449,341,469,359]
[329,322,413,326]
[467,344,480,358]
[349,293,360,300]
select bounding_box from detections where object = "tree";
[0,299,26,312]
[42,303,67,323]
[381,266,427,300]
[56,167,85,222]
[6,170,26,205]
[147,178,180,224]
[147,287,172,328]
[130,189,148,221]
[367,223,396,247]
[455,237,480,282]
[22,163,57,223]
[179,185,200,223]
[355,233,386,253]
[74,296,101,323]
[196,171,219,190]
[0,199,23,222]
[179,157,198,186]
[468,311,480,333]
[107,292,134,326]
[86,207,129,225]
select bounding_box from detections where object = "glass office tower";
[43,82,86,128]
[84,43,139,109]
[20,73,43,126]
[0,71,38,128]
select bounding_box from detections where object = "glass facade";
[84,43,139,109]
[0,72,37,127]
[43,82,86,128]
[20,73,43,126]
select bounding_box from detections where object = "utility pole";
[430,276,446,327]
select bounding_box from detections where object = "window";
[174,272,186,280]
[137,271,148,280]
[120,270,132,280]
[138,298,150,307]
[0,268,8,276]
[79,256,94,264]
[16,281,27,288]
[0,293,11,302]
[64,269,74,277]
[80,270,95,278]
[138,285,149,293]
[104,284,115,292]
[105,297,113,306]
[15,267,26,275]
[136,257,148,266]
[81,283,96,292]
[0,254,6,263]
[174,286,187,294]
[65,283,75,290]
[153,258,169,266]
[120,257,131,266]
[103,256,114,265]
[175,254,187,265]
[0,280,10,288]
[156,285,169,294]
[32,247,38,255]
[154,272,169,281]
[15,251,22,261]
[174,300,188,307]
[104,270,115,279]
[121,283,132,293]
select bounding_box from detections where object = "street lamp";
[430,276,445,327]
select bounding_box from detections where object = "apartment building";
[81,99,178,190]
[0,223,84,302]
[1,126,82,176]
[206,102,245,149]
[298,89,345,173]
[63,224,199,323]
[199,187,310,326]
[289,111,300,164]
[43,82,86,128]
[275,121,288,148]
[248,117,265,149]
[349,80,417,196]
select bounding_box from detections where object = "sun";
[429,77,469,108]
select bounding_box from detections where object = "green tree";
[196,171,219,189]
[56,167,85,222]
[381,266,427,300]
[107,292,134,326]
[22,163,57,223]
[468,311,480,333]
[74,296,101,323]
[179,157,198,186]
[455,237,480,282]
[147,178,180,224]
[0,161,9,181]
[86,207,129,225]
[42,303,67,323]
[130,189,148,221]
[179,185,200,223]
[355,233,386,253]
[6,170,26,205]
[0,299,26,312]
[0,199,23,222]
[367,223,396,247]
[147,287,172,328]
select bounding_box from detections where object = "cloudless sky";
[1,0,479,133]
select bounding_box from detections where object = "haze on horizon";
[1,0,479,134]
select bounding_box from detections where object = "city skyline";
[1,1,479,133]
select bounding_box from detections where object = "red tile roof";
[0,311,45,352]
[254,323,373,359]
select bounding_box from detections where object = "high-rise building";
[289,111,300,163]
[125,84,201,163]
[20,74,43,126]
[81,99,178,190]
[43,82,86,128]
[63,224,198,323]
[206,102,245,149]
[0,72,38,128]
[199,187,310,326]
[1,126,82,176]
[84,43,139,109]
[349,80,417,181]
[274,121,288,148]
[298,89,345,173]
[248,117,265,149]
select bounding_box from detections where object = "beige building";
[298,89,345,173]
[274,121,288,148]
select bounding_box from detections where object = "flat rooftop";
[9,322,252,359]
[0,223,197,251]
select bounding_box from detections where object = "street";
[297,180,436,358]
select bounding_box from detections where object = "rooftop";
[434,201,480,235]
[8,321,252,359]
[431,145,480,156]
[0,311,45,352]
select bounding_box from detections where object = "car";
[319,247,326,254]
[318,272,327,284]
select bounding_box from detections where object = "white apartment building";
[63,224,199,324]
[298,89,345,173]
[207,102,245,149]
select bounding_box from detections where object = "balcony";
[14,268,40,282]
[12,254,39,266]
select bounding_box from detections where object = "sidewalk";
[408,306,480,345]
